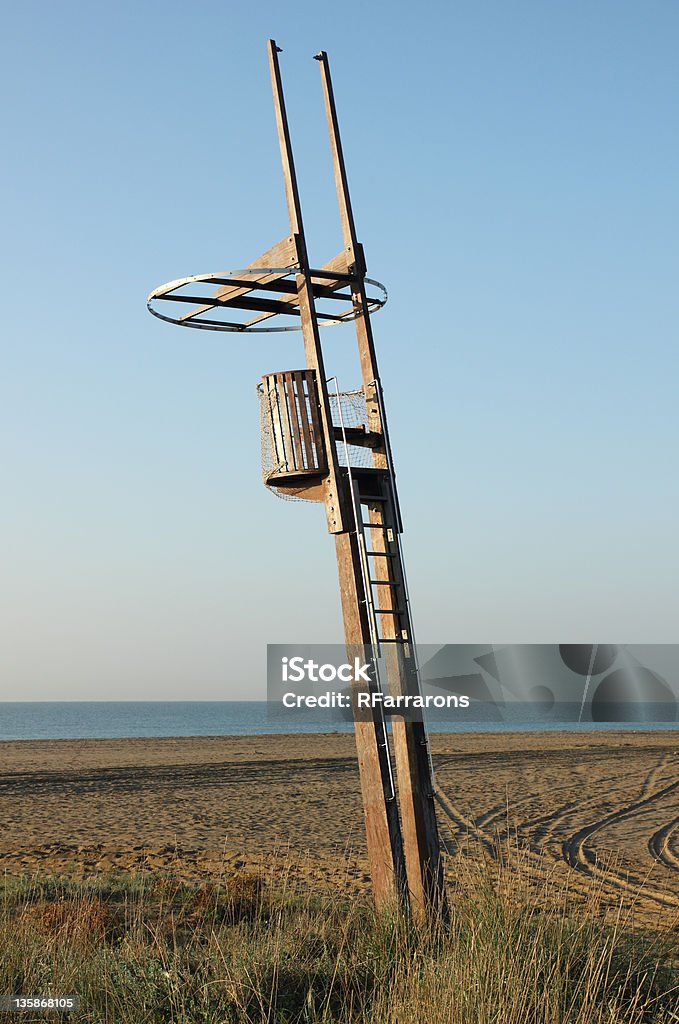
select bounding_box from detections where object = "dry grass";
[0,854,677,1023]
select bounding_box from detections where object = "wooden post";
[335,530,408,908]
[267,40,407,912]
[315,49,448,922]
[267,40,346,536]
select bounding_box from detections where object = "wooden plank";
[284,373,305,471]
[304,370,326,473]
[332,426,381,448]
[272,480,325,501]
[274,278,340,517]
[177,236,296,321]
[275,373,295,473]
[293,370,314,470]
[264,374,287,473]
[252,234,296,270]
[314,54,391,488]
[389,710,447,922]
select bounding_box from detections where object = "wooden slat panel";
[264,370,330,478]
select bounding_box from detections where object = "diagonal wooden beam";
[179,235,297,321]
[268,39,408,913]
[316,48,447,926]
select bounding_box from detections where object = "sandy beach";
[1,731,677,928]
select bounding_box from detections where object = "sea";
[0,702,677,742]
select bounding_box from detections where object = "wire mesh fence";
[258,380,373,501]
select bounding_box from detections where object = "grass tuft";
[0,856,676,1023]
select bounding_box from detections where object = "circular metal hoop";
[147,266,388,333]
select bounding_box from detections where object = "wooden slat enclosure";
[261,369,327,481]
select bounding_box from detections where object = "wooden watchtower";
[148,40,446,920]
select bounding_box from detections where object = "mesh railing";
[258,383,373,501]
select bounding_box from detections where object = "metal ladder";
[354,473,411,650]
[332,377,437,800]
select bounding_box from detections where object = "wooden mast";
[315,50,448,921]
[267,40,407,911]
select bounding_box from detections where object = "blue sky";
[1,2,677,699]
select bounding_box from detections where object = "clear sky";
[1,2,677,700]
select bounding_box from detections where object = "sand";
[1,731,677,928]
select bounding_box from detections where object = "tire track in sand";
[435,753,679,912]
[648,816,679,871]
[561,776,679,909]
[640,753,673,798]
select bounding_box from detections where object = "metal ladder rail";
[357,488,410,646]
[368,382,438,795]
[328,377,397,804]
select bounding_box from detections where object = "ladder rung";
[358,493,387,502]
[374,608,404,615]
[370,579,399,587]
[378,638,410,644]
[361,522,391,530]
[366,550,396,558]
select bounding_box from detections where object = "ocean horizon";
[0,701,676,742]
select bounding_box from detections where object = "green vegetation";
[0,861,676,1023]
